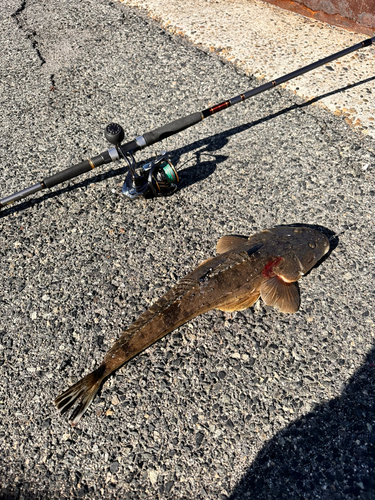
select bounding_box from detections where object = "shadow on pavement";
[0,491,34,500]
[229,344,375,500]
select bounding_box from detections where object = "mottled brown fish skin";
[54,226,329,426]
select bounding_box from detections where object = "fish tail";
[54,364,106,426]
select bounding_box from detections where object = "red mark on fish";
[262,257,283,278]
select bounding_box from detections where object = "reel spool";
[105,123,179,199]
[142,154,179,197]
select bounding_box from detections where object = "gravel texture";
[0,1,374,499]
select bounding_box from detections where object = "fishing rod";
[1,36,374,208]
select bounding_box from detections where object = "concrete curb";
[120,0,375,138]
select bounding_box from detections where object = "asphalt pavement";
[0,1,374,499]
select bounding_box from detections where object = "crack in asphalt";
[11,0,55,88]
[11,0,26,20]
[12,0,45,66]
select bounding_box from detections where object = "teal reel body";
[121,151,179,199]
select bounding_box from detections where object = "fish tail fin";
[54,365,106,426]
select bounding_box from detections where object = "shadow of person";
[229,345,375,500]
[0,489,37,500]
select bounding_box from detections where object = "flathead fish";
[54,226,329,426]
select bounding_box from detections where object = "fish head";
[265,227,330,283]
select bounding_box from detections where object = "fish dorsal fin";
[260,276,300,313]
[216,235,248,254]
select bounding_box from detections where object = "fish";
[54,225,329,426]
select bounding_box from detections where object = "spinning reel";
[104,123,179,199]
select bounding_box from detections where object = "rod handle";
[143,112,203,147]
[43,150,112,188]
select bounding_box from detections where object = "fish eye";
[308,242,316,249]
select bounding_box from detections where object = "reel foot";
[121,174,149,199]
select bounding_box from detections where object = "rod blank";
[202,36,375,117]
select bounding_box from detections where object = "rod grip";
[143,112,202,147]
[43,151,112,188]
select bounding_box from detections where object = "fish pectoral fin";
[216,235,248,254]
[216,291,260,312]
[260,276,300,313]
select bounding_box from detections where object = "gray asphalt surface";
[1,1,374,499]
